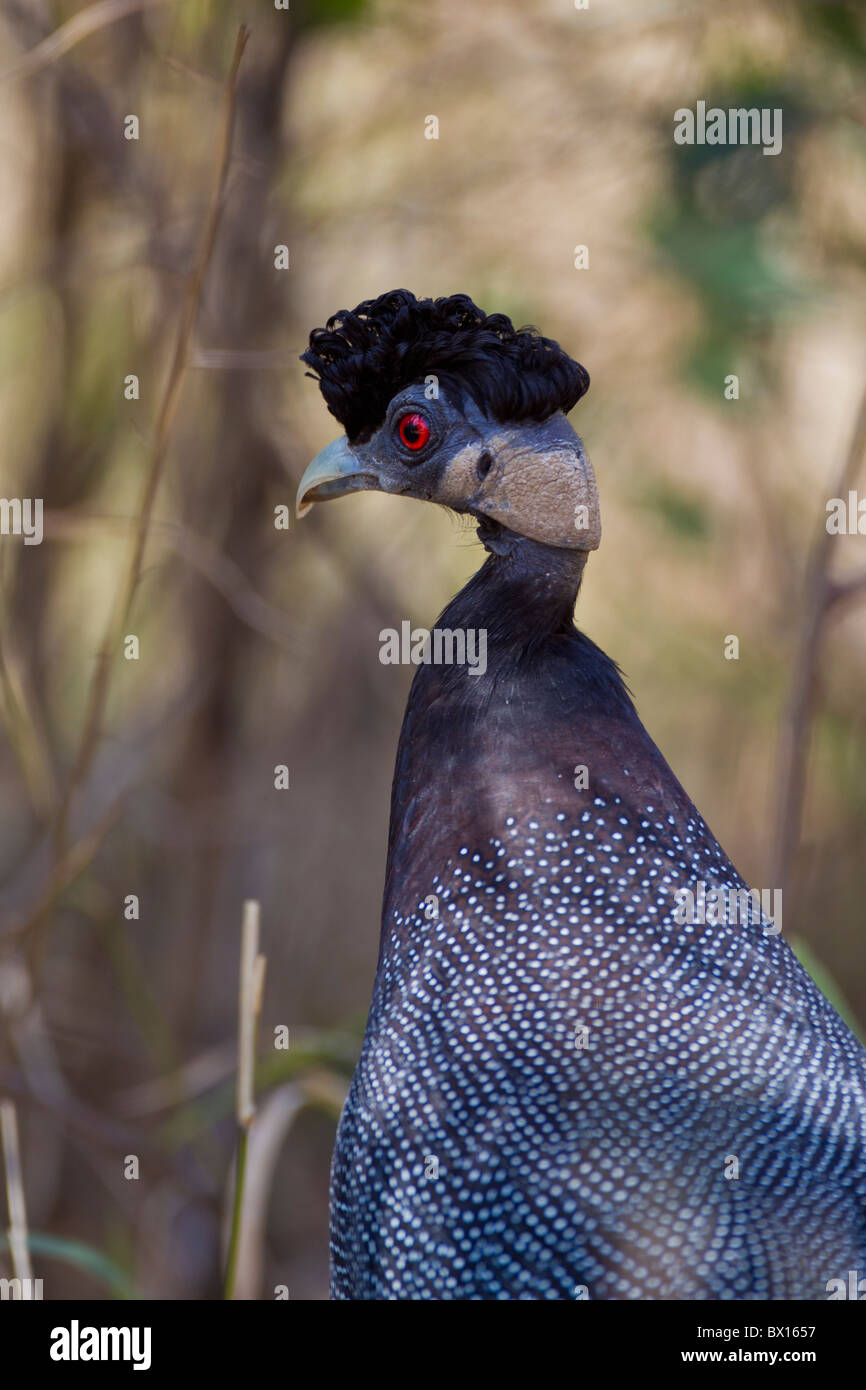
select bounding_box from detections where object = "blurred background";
[0,0,865,1300]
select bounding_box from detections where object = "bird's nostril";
[477,451,493,479]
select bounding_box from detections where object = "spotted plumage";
[297,292,866,1301]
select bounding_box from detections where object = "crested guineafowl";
[297,289,866,1302]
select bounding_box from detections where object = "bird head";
[296,290,600,552]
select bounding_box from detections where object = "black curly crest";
[300,289,590,443]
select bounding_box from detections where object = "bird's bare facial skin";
[298,386,600,551]
[368,386,479,499]
[427,406,602,551]
[359,392,600,553]
[465,414,602,552]
[295,387,471,518]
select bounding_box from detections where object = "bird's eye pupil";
[398,413,430,451]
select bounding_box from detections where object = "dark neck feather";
[444,528,587,646]
[426,523,633,714]
[382,524,644,940]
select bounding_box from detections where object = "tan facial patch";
[439,423,601,550]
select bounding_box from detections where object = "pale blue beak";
[296,436,380,518]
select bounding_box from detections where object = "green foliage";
[65,296,133,462]
[0,1234,135,1299]
[650,82,814,397]
[301,0,369,29]
[641,481,710,540]
[792,938,865,1042]
[801,0,866,65]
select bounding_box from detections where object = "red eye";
[398,412,430,451]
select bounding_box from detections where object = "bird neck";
[440,524,589,657]
[384,524,639,941]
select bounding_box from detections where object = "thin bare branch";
[39,24,250,973]
[0,0,174,83]
[226,1084,303,1300]
[0,628,58,818]
[0,1100,32,1284]
[2,797,125,943]
[43,510,300,654]
[769,378,866,895]
[225,899,267,1300]
[236,901,266,1131]
[190,348,297,371]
